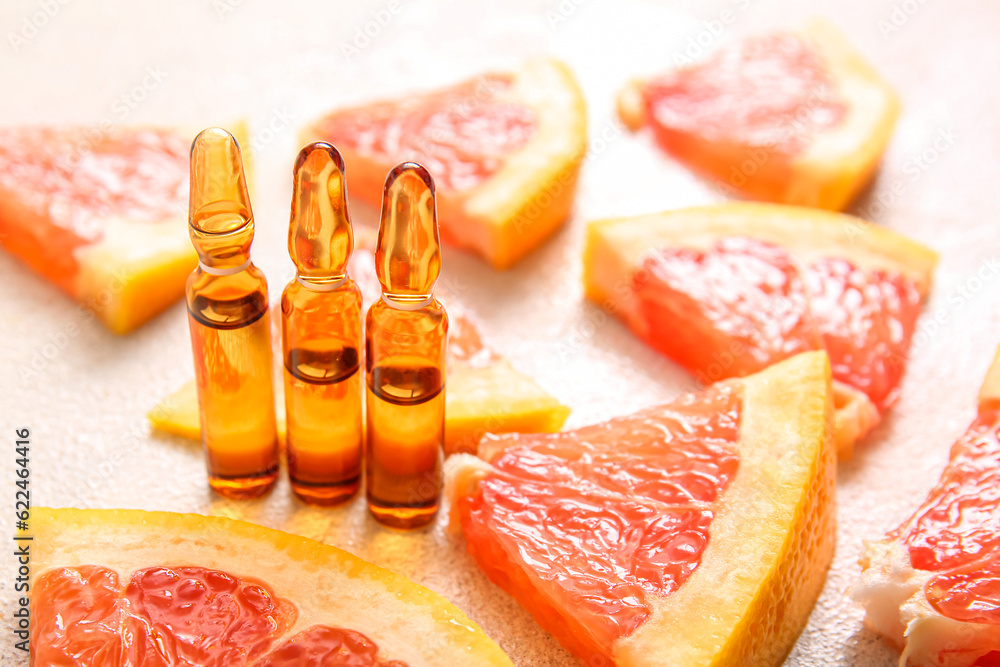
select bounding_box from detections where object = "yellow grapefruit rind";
[300,59,587,269]
[148,359,570,454]
[794,19,900,212]
[617,19,899,211]
[583,202,937,458]
[75,217,197,335]
[977,345,1000,412]
[449,351,836,666]
[25,507,512,667]
[148,380,202,441]
[444,360,571,455]
[617,352,836,666]
[832,381,881,460]
[72,122,249,335]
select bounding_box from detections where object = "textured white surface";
[1,0,999,664]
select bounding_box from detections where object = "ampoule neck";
[380,292,435,311]
[191,217,255,273]
[199,255,252,275]
[296,272,349,292]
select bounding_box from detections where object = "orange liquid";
[365,360,445,529]
[365,163,448,529]
[187,270,279,499]
[281,277,364,506]
[284,341,363,505]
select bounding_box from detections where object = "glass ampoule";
[281,143,363,505]
[365,163,448,529]
[186,127,279,499]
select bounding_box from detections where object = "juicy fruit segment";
[635,237,820,380]
[642,32,845,156]
[32,563,406,666]
[806,256,922,410]
[635,237,922,411]
[856,349,1000,666]
[452,352,836,665]
[461,384,741,661]
[259,626,408,667]
[618,21,898,210]
[312,74,536,192]
[32,566,123,665]
[124,566,292,665]
[0,125,199,333]
[926,558,1000,626]
[583,204,938,457]
[302,59,587,268]
[27,508,513,667]
[891,408,1000,622]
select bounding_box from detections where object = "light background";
[1,0,999,664]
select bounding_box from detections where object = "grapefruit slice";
[0,125,237,334]
[618,20,899,210]
[449,351,836,665]
[855,346,1000,667]
[150,235,569,455]
[26,507,512,666]
[301,59,587,269]
[583,202,937,457]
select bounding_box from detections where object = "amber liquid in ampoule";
[188,274,279,498]
[283,285,363,504]
[366,312,447,528]
[282,143,364,505]
[366,162,448,529]
[187,128,279,499]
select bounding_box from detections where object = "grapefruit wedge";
[150,235,569,455]
[26,507,512,666]
[855,346,1000,666]
[618,20,899,210]
[0,125,229,333]
[583,202,937,457]
[301,59,587,269]
[449,351,836,666]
